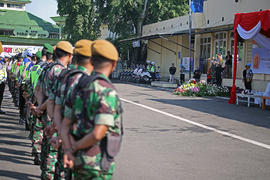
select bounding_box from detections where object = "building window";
[0,3,4,7]
[7,4,23,9]
[230,32,243,61]
[200,37,211,73]
[214,32,226,56]
[0,29,13,36]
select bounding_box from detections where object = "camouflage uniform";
[29,61,47,160]
[54,65,86,179]
[35,61,51,173]
[64,72,122,180]
[42,60,66,180]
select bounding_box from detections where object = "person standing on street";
[0,52,7,114]
[243,64,253,93]
[150,61,156,81]
[193,68,201,83]
[169,63,176,83]
[180,64,185,85]
[210,60,217,85]
[52,39,94,179]
[38,41,73,180]
[215,63,224,86]
[225,51,232,78]
[61,40,123,180]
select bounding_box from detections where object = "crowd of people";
[0,40,123,180]
[206,53,230,86]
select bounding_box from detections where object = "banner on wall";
[251,44,270,74]
[2,45,43,56]
[181,57,194,73]
[191,0,204,13]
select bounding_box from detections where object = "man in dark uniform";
[0,41,7,114]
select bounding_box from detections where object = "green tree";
[97,0,188,37]
[97,0,188,62]
[56,0,101,43]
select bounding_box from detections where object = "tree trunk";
[134,0,149,63]
[137,0,148,36]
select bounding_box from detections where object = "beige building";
[128,0,270,91]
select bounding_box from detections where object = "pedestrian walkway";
[0,88,40,180]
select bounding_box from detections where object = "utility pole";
[189,0,192,79]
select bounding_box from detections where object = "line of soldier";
[1,40,123,180]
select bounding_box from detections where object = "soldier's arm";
[53,104,62,132]
[72,125,108,152]
[35,85,44,106]
[61,117,73,150]
[39,99,48,112]
[47,100,55,119]
[61,117,75,169]
[73,86,116,152]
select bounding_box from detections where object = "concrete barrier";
[151,81,178,88]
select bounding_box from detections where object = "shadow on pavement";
[0,133,27,140]
[0,170,39,179]
[0,125,22,131]
[0,147,31,157]
[0,154,33,165]
[149,98,270,129]
[0,138,30,147]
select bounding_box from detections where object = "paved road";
[0,88,40,180]
[113,82,270,180]
[0,83,270,180]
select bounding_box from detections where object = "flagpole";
[188,0,192,79]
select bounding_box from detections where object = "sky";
[26,0,58,24]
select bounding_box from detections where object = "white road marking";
[121,98,270,150]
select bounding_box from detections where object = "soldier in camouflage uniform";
[61,40,123,180]
[36,41,73,180]
[52,39,94,179]
[28,44,54,165]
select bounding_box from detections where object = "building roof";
[51,16,66,24]
[0,0,31,4]
[120,30,193,43]
[0,35,60,45]
[0,9,58,33]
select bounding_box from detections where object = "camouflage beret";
[36,51,42,59]
[44,43,53,54]
[74,39,93,57]
[92,40,119,61]
[56,41,73,54]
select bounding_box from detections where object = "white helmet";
[146,60,150,64]
[151,61,155,65]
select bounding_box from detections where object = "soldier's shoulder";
[95,79,115,90]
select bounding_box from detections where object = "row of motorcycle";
[119,67,161,84]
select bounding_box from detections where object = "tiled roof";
[0,9,58,33]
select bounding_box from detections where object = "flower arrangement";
[174,79,230,97]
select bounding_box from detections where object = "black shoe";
[19,118,25,125]
[0,109,6,114]
[25,123,30,131]
[34,154,41,165]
